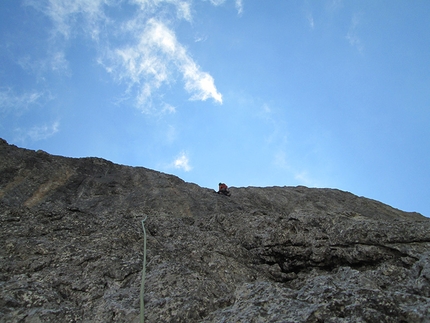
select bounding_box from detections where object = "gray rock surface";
[1,138,429,322]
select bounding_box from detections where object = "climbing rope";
[140,215,148,323]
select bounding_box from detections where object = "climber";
[218,183,231,196]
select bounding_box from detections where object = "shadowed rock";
[1,138,429,322]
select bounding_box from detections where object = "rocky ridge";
[0,138,429,322]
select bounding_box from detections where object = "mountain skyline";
[1,0,429,217]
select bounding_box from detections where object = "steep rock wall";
[1,138,429,322]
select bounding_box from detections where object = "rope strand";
[140,215,148,323]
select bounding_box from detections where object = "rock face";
[1,138,429,323]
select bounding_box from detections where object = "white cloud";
[176,1,192,21]
[131,0,193,22]
[307,13,314,29]
[209,0,226,5]
[24,0,109,40]
[0,88,47,115]
[14,121,60,142]
[142,18,223,104]
[111,18,222,110]
[208,0,243,15]
[194,33,207,42]
[162,103,176,114]
[0,88,58,142]
[326,0,343,12]
[16,50,71,77]
[21,0,108,77]
[181,58,223,103]
[346,32,362,51]
[346,14,364,53]
[50,51,70,73]
[26,0,228,113]
[235,0,243,15]
[28,121,60,141]
[173,151,192,171]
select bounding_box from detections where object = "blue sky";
[1,0,429,217]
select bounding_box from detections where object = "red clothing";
[219,183,228,191]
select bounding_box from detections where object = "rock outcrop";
[1,138,429,322]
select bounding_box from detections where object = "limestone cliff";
[1,138,429,322]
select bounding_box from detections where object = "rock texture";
[1,138,429,323]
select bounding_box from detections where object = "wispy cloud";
[209,0,243,15]
[209,0,226,5]
[326,0,343,12]
[0,87,58,142]
[24,0,109,40]
[16,50,71,77]
[346,14,364,53]
[110,18,222,111]
[0,88,48,115]
[21,0,108,78]
[162,103,176,114]
[175,1,192,21]
[50,51,71,73]
[172,151,192,171]
[235,0,244,15]
[274,149,320,187]
[26,0,228,113]
[194,33,208,42]
[132,0,193,22]
[14,121,60,142]
[307,13,314,29]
